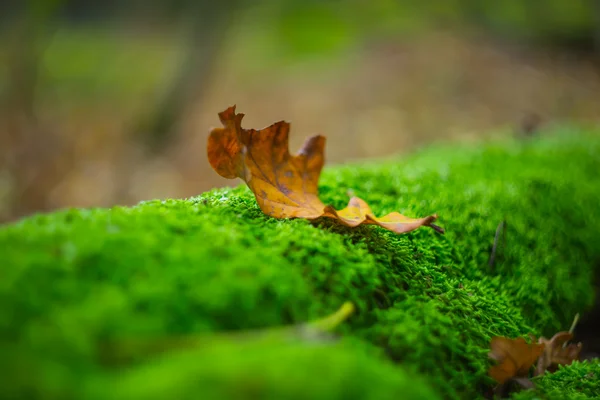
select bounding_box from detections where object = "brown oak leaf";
[535,332,582,376]
[488,337,545,384]
[207,106,443,234]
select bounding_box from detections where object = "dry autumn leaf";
[488,336,545,384]
[535,331,582,376]
[207,106,443,234]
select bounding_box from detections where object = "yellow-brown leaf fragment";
[324,196,440,234]
[535,332,582,376]
[488,337,545,384]
[207,106,442,234]
[207,107,246,179]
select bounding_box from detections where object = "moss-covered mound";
[1,131,599,400]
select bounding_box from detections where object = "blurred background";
[1,0,600,223]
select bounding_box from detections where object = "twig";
[430,223,445,234]
[489,220,506,268]
[563,313,580,349]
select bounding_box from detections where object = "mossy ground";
[1,131,599,399]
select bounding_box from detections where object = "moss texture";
[1,131,599,399]
[512,359,600,400]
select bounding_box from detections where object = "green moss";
[87,338,440,400]
[512,359,600,400]
[1,130,599,399]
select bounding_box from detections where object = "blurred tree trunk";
[3,1,63,119]
[133,0,241,152]
[594,0,600,54]
[0,0,68,222]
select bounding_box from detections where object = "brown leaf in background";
[535,332,582,376]
[208,106,443,234]
[488,337,545,384]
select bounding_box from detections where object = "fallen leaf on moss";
[535,331,582,375]
[488,336,545,384]
[207,106,443,234]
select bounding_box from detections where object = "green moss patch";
[87,338,440,400]
[1,131,599,399]
[513,359,600,399]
